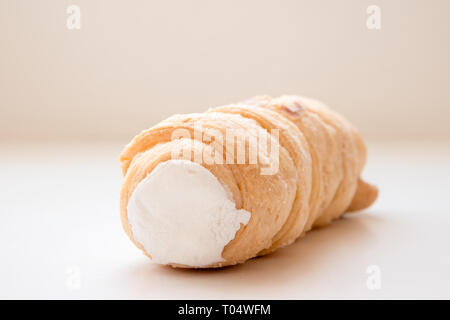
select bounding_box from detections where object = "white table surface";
[1,140,449,299]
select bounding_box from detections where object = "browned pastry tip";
[347,178,379,212]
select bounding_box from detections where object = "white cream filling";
[127,159,251,267]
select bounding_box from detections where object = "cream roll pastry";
[119,95,378,268]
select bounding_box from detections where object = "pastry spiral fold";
[120,95,378,268]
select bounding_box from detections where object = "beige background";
[1,0,449,142]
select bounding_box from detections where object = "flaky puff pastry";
[120,95,378,268]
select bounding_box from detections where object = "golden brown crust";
[208,104,312,253]
[119,95,378,268]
